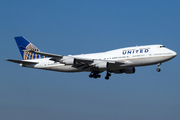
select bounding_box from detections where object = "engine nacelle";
[62,58,76,65]
[112,67,135,74]
[95,62,109,69]
[123,67,135,74]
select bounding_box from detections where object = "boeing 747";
[5,36,177,79]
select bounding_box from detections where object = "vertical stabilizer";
[15,36,46,60]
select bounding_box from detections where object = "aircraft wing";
[5,59,38,64]
[23,50,125,67]
[71,58,125,70]
[73,57,125,64]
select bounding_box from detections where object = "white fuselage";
[22,45,176,72]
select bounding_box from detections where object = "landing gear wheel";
[156,68,161,72]
[89,71,101,79]
[97,75,101,78]
[156,63,161,72]
[105,76,109,80]
[89,74,93,78]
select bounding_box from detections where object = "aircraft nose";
[172,50,177,57]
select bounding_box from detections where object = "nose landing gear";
[156,63,161,72]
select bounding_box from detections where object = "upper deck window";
[160,46,165,48]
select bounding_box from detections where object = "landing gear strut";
[89,71,101,79]
[105,71,111,80]
[156,63,161,72]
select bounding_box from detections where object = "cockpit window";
[160,46,165,48]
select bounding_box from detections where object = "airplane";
[5,36,177,80]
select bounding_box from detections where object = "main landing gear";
[89,71,111,80]
[105,71,111,80]
[156,63,161,72]
[89,71,101,79]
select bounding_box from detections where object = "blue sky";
[1,0,180,120]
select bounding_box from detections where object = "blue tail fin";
[15,36,46,60]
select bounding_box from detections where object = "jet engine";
[62,58,76,65]
[95,62,109,69]
[112,67,135,74]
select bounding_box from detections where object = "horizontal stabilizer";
[5,59,38,64]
